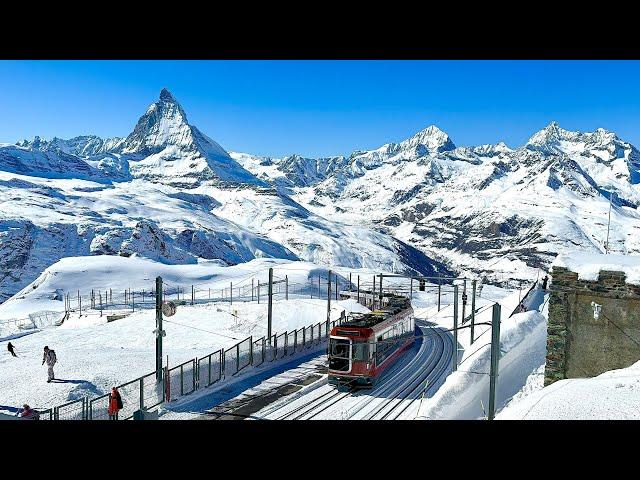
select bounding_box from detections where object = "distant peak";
[159,88,176,102]
[401,124,455,153]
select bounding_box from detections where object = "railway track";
[259,319,454,420]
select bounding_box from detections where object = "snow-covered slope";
[0,89,449,302]
[238,122,640,285]
[497,360,640,420]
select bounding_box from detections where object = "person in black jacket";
[542,275,549,290]
[7,342,17,357]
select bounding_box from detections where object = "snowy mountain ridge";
[232,121,640,284]
[0,89,450,302]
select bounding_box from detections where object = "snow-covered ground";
[498,360,640,420]
[0,256,369,414]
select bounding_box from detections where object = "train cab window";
[329,338,350,372]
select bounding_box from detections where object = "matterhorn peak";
[123,89,191,155]
[159,87,177,103]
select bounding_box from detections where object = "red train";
[328,292,415,388]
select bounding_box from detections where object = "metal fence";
[48,315,341,419]
[168,359,196,400]
[198,350,223,388]
[55,398,87,420]
[38,408,53,420]
[253,337,265,366]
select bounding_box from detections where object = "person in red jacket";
[19,404,40,420]
[107,387,123,420]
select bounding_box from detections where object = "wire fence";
[44,312,347,420]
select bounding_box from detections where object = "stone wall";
[544,266,640,386]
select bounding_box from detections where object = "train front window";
[329,338,350,371]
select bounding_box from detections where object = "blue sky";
[1,60,640,157]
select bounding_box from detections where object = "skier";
[42,346,57,383]
[18,404,40,420]
[542,275,549,290]
[7,342,17,357]
[107,387,123,420]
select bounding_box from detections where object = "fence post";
[180,364,184,396]
[250,336,254,365]
[140,377,144,411]
[236,343,240,372]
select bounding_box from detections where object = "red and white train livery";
[328,293,414,388]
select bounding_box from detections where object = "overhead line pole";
[488,303,502,420]
[267,268,273,345]
[326,270,332,332]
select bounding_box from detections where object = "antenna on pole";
[605,190,613,254]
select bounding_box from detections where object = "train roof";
[339,295,411,328]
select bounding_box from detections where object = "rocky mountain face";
[234,122,640,285]
[0,89,450,303]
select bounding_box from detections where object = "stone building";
[545,253,640,386]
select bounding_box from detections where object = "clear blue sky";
[1,60,640,157]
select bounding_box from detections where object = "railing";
[45,313,346,420]
[55,398,87,420]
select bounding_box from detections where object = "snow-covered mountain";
[233,122,640,285]
[0,89,449,302]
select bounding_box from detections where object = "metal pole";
[230,282,233,306]
[357,275,360,303]
[372,275,376,310]
[191,285,194,305]
[379,274,383,306]
[286,275,288,300]
[155,276,164,381]
[349,273,352,289]
[438,280,441,311]
[251,279,254,301]
[471,280,477,344]
[257,282,260,304]
[335,274,338,300]
[99,293,102,317]
[132,292,135,312]
[453,285,458,371]
[488,303,502,420]
[605,190,613,254]
[318,275,321,299]
[462,279,467,323]
[326,270,332,331]
[267,268,273,345]
[410,278,413,300]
